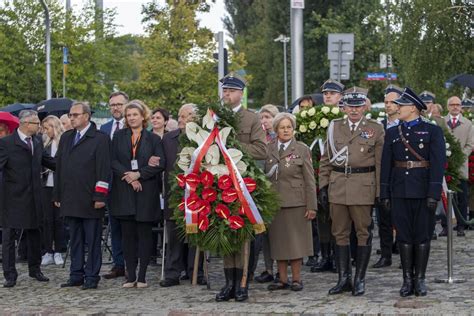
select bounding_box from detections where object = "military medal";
[284,156,291,168]
[419,143,424,149]
[360,147,364,152]
[360,128,375,139]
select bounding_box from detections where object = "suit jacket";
[110,128,165,222]
[0,131,55,228]
[162,128,181,220]
[445,114,473,179]
[236,109,267,160]
[264,139,317,209]
[53,122,111,219]
[319,117,385,205]
[100,119,114,137]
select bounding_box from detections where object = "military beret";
[462,98,474,108]
[343,86,368,107]
[419,90,436,103]
[320,79,344,93]
[384,84,403,96]
[219,74,246,90]
[394,87,427,111]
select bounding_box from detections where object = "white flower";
[309,121,317,130]
[343,114,348,119]
[365,113,372,119]
[331,107,340,115]
[300,110,307,118]
[299,125,308,133]
[321,106,330,114]
[378,111,386,117]
[307,107,316,117]
[320,118,329,128]
[377,117,384,123]
[446,150,452,157]
[202,108,216,130]
[186,122,210,146]
[177,147,196,171]
[446,142,450,149]
[431,120,437,125]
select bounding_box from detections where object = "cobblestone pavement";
[0,227,473,315]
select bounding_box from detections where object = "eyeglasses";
[68,113,85,118]
[109,103,124,108]
[448,103,461,107]
[26,121,40,125]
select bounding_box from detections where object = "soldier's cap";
[219,74,246,90]
[384,84,403,96]
[342,86,368,107]
[393,87,427,111]
[419,90,436,103]
[461,98,474,107]
[320,79,344,93]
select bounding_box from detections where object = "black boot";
[399,243,414,297]
[328,245,352,295]
[352,245,371,296]
[215,268,236,302]
[311,243,331,272]
[414,243,430,296]
[234,269,249,302]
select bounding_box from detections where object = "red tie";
[452,117,457,127]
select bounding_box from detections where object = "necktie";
[74,131,81,145]
[25,137,33,155]
[114,121,121,135]
[279,143,285,155]
[351,124,356,134]
[452,117,457,127]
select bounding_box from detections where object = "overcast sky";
[69,0,228,35]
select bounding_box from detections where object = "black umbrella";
[35,98,74,118]
[0,103,35,116]
[446,73,474,89]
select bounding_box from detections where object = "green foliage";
[170,103,280,256]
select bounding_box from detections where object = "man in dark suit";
[159,103,205,287]
[53,102,111,290]
[0,110,54,287]
[100,91,127,279]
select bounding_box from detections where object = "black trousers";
[2,228,41,281]
[67,217,102,284]
[164,220,203,281]
[455,180,469,229]
[376,205,393,259]
[41,187,66,253]
[392,198,435,244]
[121,220,153,283]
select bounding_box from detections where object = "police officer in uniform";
[380,87,446,297]
[319,87,384,296]
[311,79,345,274]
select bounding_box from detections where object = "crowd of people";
[0,74,472,303]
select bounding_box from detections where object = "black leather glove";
[319,186,329,211]
[427,197,438,211]
[380,198,391,211]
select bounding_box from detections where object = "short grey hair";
[71,101,92,120]
[260,104,279,118]
[273,112,296,132]
[18,110,39,123]
[179,103,198,114]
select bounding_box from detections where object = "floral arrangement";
[442,128,465,191]
[365,109,386,123]
[295,105,344,146]
[170,103,279,256]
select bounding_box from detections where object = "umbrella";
[288,93,324,113]
[0,103,35,117]
[35,98,74,118]
[0,112,20,133]
[446,73,474,89]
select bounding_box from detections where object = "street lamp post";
[39,0,52,100]
[274,35,290,109]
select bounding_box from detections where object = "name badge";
[131,159,138,171]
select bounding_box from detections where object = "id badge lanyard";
[131,133,141,171]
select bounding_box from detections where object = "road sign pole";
[337,40,343,82]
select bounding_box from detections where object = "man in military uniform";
[420,90,448,129]
[372,84,403,269]
[310,79,345,274]
[215,74,267,302]
[319,87,384,296]
[380,87,446,297]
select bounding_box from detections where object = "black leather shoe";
[329,245,353,295]
[29,272,49,282]
[255,271,274,283]
[305,256,318,267]
[216,268,236,302]
[3,279,16,288]
[159,278,180,287]
[179,274,190,281]
[60,279,84,288]
[438,228,448,237]
[197,276,207,286]
[457,228,466,237]
[81,280,98,290]
[372,257,392,268]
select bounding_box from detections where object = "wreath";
[170,103,279,256]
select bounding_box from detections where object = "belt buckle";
[407,161,414,169]
[345,165,352,176]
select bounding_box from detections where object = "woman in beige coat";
[264,113,317,291]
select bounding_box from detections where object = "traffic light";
[387,54,393,68]
[213,48,228,75]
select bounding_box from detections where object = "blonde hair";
[124,99,151,129]
[42,115,64,147]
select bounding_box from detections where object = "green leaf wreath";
[169,103,280,256]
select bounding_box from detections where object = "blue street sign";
[63,47,69,64]
[365,72,397,81]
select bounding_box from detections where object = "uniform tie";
[73,131,81,145]
[25,137,33,155]
[350,123,356,134]
[279,143,285,155]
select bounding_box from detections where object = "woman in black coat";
[110,100,165,288]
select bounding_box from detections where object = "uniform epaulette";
[296,140,310,149]
[333,117,344,122]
